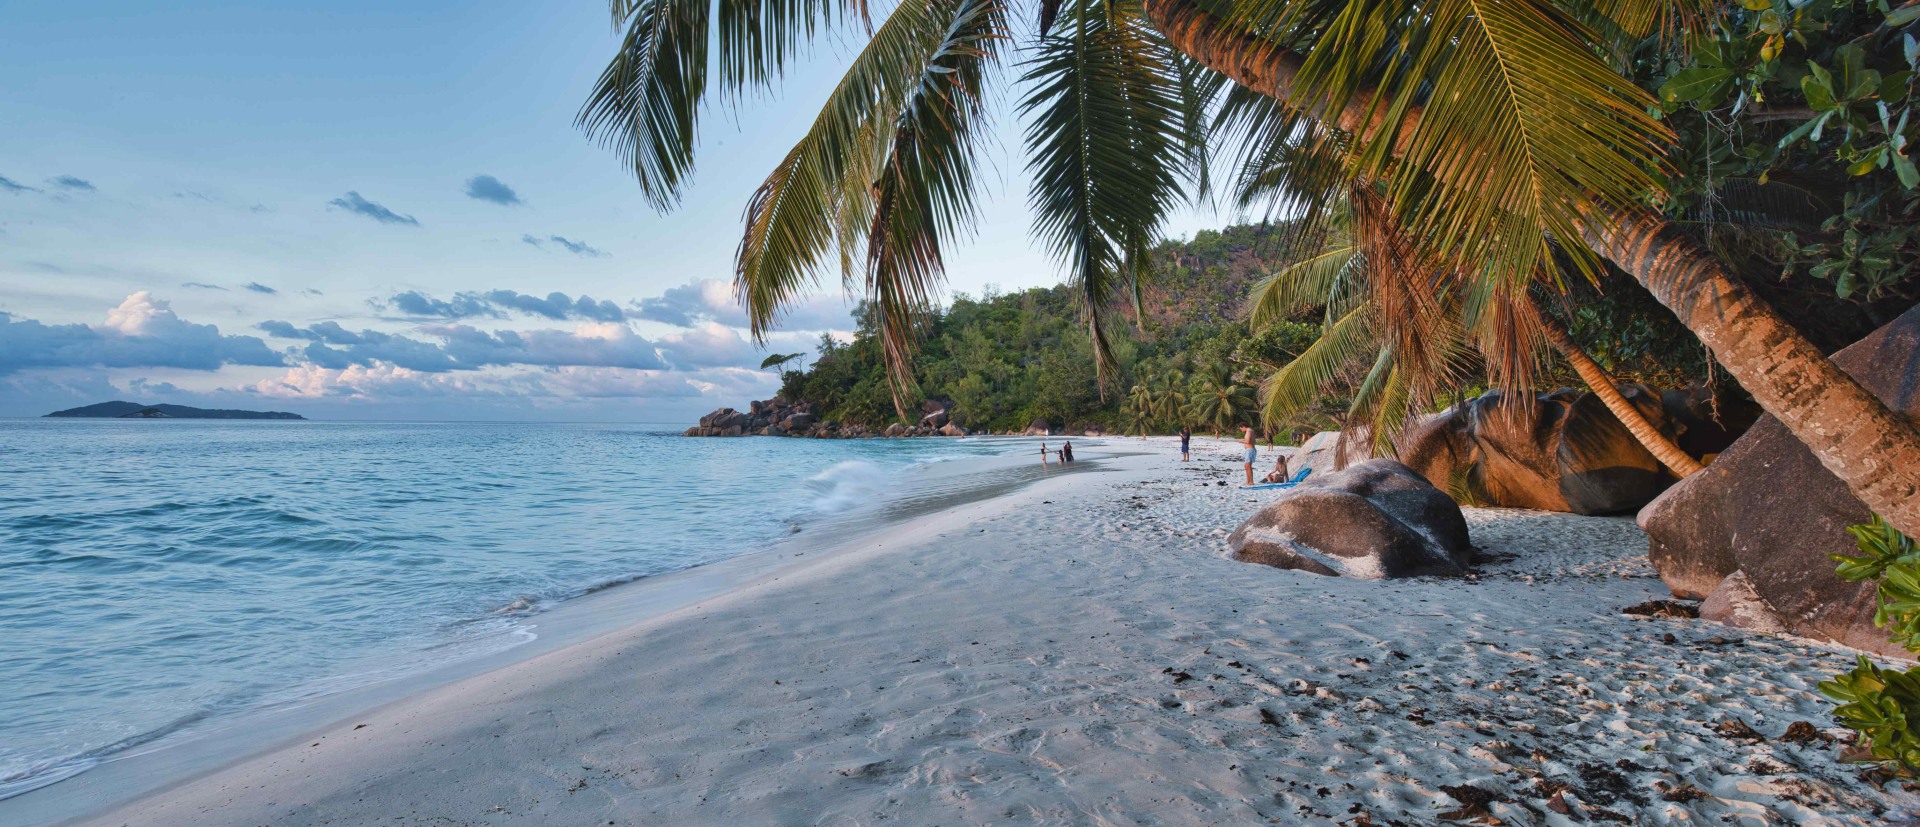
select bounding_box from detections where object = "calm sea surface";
[0,419,1068,800]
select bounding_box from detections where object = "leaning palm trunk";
[1143,0,1920,536]
[1532,306,1705,478]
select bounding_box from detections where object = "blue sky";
[0,0,1225,421]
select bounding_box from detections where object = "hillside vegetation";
[768,217,1822,438]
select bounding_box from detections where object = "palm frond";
[1260,301,1374,425]
[864,0,1009,416]
[579,0,713,210]
[735,0,986,339]
[1246,244,1358,327]
[1021,0,1190,383]
[584,0,865,210]
[716,0,852,91]
[1222,0,1673,297]
[1461,276,1551,398]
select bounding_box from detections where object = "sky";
[0,0,1227,422]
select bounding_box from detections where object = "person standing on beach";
[1061,441,1074,463]
[1241,426,1257,486]
[1179,427,1191,462]
[1039,440,1050,466]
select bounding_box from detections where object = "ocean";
[0,419,1087,806]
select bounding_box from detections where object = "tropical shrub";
[1821,516,1920,769]
[1831,516,1920,651]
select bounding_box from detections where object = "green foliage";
[1823,516,1920,769]
[759,352,804,371]
[1650,0,1920,306]
[767,224,1318,433]
[1820,655,1920,770]
[1185,363,1258,434]
[1832,516,1920,651]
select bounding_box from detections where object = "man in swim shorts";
[1241,426,1257,486]
[1179,427,1191,462]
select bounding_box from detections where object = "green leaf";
[1882,71,1913,103]
[1894,153,1920,189]
[1662,67,1735,104]
[1738,0,1771,9]
[1803,70,1837,111]
[1834,45,1881,101]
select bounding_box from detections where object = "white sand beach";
[78,438,1915,826]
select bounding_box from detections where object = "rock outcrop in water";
[684,397,970,438]
[1228,459,1473,579]
[1641,304,1920,660]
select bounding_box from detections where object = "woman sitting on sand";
[1262,454,1290,484]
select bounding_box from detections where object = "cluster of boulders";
[1641,304,1920,659]
[1292,382,1754,516]
[1228,459,1474,579]
[1225,303,1920,667]
[684,398,969,438]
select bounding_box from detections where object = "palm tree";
[1124,383,1155,436]
[1251,186,1703,477]
[1138,0,1920,533]
[580,0,1920,535]
[1148,369,1188,428]
[1186,362,1256,436]
[758,352,805,373]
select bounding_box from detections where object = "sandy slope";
[84,437,1916,826]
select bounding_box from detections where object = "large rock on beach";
[1024,417,1052,436]
[1292,429,1373,481]
[1297,383,1698,515]
[884,423,909,438]
[1227,459,1473,579]
[939,422,967,437]
[1642,304,1920,659]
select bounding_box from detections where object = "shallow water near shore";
[0,419,1098,808]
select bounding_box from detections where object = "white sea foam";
[802,460,894,515]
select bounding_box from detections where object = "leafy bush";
[1831,516,1920,651]
[1822,516,1920,769]
[1819,655,1920,769]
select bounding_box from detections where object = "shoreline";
[2,437,1100,827]
[38,437,1919,825]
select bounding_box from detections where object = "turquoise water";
[0,420,1063,800]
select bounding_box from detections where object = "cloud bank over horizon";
[0,285,852,420]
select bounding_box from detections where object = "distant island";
[44,401,307,420]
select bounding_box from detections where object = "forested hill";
[772,222,1310,434]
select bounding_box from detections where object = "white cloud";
[631,279,855,332]
[0,292,283,375]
